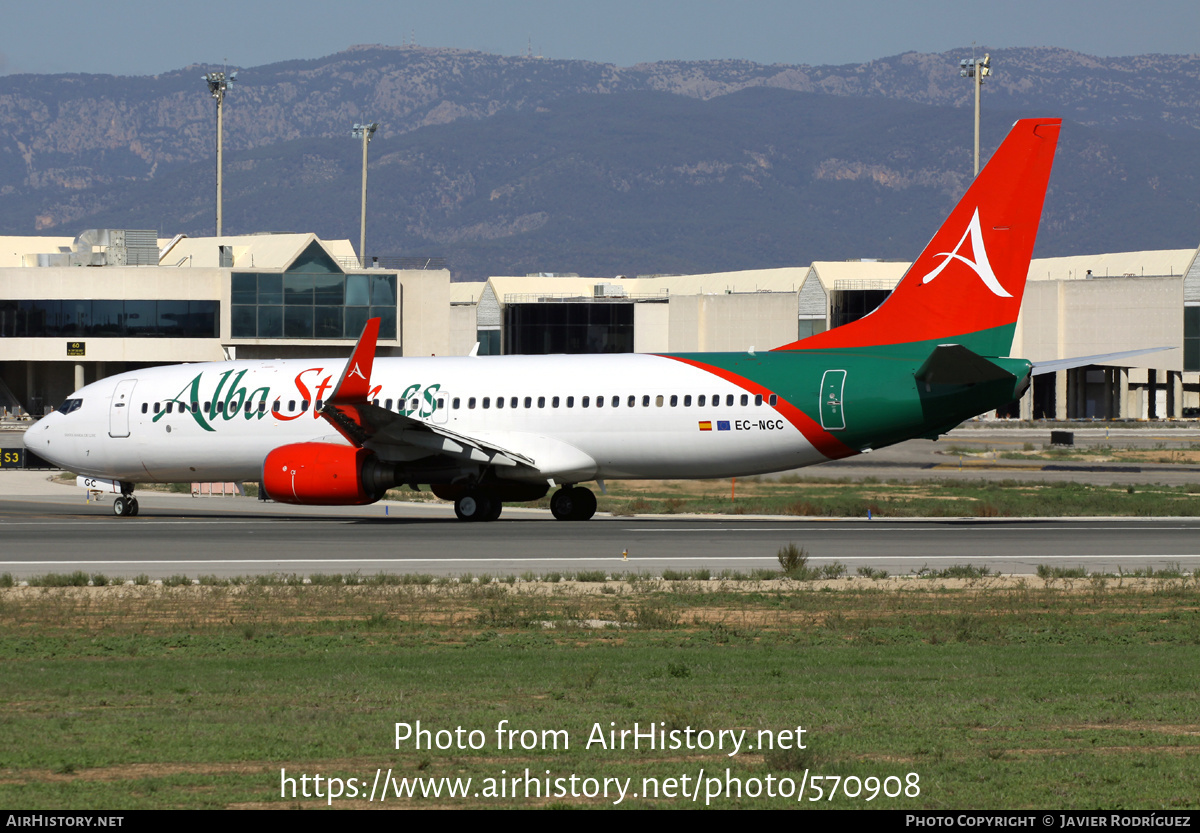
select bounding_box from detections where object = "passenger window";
[153,402,160,414]
[410,398,420,412]
[656,395,664,407]
[453,398,461,410]
[524,397,532,408]
[191,402,199,413]
[468,397,476,409]
[204,401,212,412]
[755,394,763,406]
[698,395,705,407]
[538,396,546,408]
[552,396,559,408]
[726,395,734,406]
[483,397,490,409]
[245,401,253,413]
[642,395,650,407]
[511,397,518,408]
[582,396,590,408]
[316,399,324,410]
[385,398,393,410]
[496,397,504,409]
[769,394,778,406]
[141,403,148,414]
[301,400,310,412]
[627,395,635,407]
[167,401,174,413]
[595,396,603,408]
[215,401,225,414]
[670,395,678,407]
[372,399,379,407]
[566,396,573,408]
[259,401,266,413]
[272,401,280,413]
[684,395,691,406]
[287,400,295,412]
[740,394,749,406]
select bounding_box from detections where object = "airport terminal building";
[1,227,1198,421]
[0,231,450,415]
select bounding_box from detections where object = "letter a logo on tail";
[920,208,1011,298]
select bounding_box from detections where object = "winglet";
[327,317,380,405]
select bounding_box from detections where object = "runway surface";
[2,489,1199,579]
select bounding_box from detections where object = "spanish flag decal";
[698,421,712,431]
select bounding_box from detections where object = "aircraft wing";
[317,319,538,470]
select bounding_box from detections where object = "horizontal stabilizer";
[1031,346,1175,376]
[915,344,1016,386]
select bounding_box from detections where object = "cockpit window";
[57,398,83,415]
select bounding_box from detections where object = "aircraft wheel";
[484,499,503,522]
[550,487,576,521]
[128,498,140,517]
[454,492,492,522]
[112,497,129,517]
[572,487,597,521]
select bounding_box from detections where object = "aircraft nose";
[23,415,67,469]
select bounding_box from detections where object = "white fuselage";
[25,353,831,485]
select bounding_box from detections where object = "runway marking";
[0,520,1198,532]
[0,523,328,528]
[2,555,1198,567]
[632,525,1200,532]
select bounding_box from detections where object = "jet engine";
[262,442,397,505]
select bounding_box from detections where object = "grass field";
[498,477,1200,518]
[1,574,1198,809]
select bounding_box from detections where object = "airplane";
[26,117,1109,522]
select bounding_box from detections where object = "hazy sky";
[3,0,1197,76]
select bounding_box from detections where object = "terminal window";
[0,299,218,338]
[503,302,633,355]
[230,243,398,340]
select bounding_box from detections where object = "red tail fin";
[776,118,1061,356]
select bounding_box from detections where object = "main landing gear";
[453,491,503,523]
[550,486,597,521]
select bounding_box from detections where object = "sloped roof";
[160,234,356,270]
[1026,249,1197,281]
[484,267,809,303]
[806,261,910,291]
[449,281,490,305]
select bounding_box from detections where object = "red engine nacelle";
[262,442,394,506]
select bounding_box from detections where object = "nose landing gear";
[112,482,139,517]
[112,495,139,517]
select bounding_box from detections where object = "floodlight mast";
[203,70,237,237]
[352,122,379,266]
[959,53,991,176]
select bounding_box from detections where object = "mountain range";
[1,45,1198,280]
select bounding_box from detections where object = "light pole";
[352,123,379,266]
[959,53,991,177]
[203,70,237,237]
